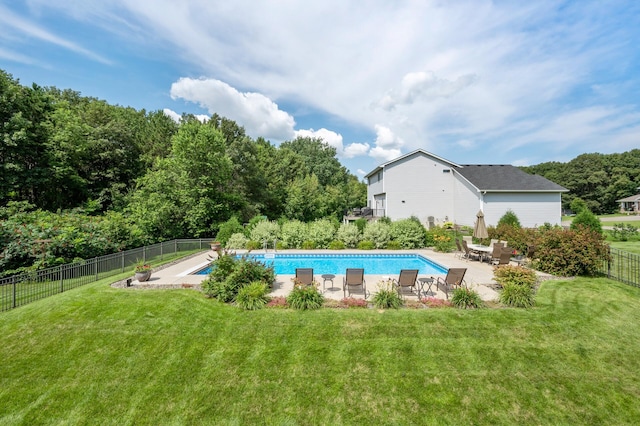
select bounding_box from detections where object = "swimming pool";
[194,253,448,276]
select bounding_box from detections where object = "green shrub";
[570,209,602,234]
[287,284,324,310]
[450,287,483,309]
[336,223,361,248]
[493,265,537,288]
[389,219,426,248]
[610,223,639,241]
[570,197,588,214]
[279,220,308,249]
[307,218,336,248]
[372,281,403,309]
[246,215,268,235]
[246,240,261,250]
[386,240,402,250]
[302,240,317,249]
[534,227,610,276]
[225,233,248,249]
[363,221,391,249]
[497,210,521,228]
[249,220,280,244]
[235,281,270,310]
[215,216,244,246]
[500,282,535,308]
[354,218,368,233]
[328,240,345,250]
[202,254,275,302]
[358,240,375,250]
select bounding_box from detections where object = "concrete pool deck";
[125,249,510,301]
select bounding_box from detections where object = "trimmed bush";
[225,232,248,249]
[328,240,345,250]
[336,223,361,248]
[358,240,375,250]
[287,284,324,310]
[493,265,537,288]
[389,219,426,248]
[302,240,317,249]
[249,220,280,244]
[363,221,391,249]
[280,220,308,249]
[385,240,402,250]
[246,240,261,250]
[372,280,403,309]
[534,227,610,276]
[450,287,483,309]
[307,218,336,248]
[235,281,270,310]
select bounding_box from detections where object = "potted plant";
[134,260,152,282]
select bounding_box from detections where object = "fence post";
[161,242,164,261]
[60,265,64,293]
[94,258,99,281]
[12,276,17,309]
[121,251,125,273]
[143,246,146,263]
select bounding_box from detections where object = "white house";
[365,149,568,228]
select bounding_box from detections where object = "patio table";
[468,244,492,262]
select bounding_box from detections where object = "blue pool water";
[194,253,448,276]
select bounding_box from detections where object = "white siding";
[367,171,384,206]
[483,193,562,227]
[452,173,482,226]
[383,152,455,224]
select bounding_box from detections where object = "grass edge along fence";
[0,239,214,312]
[599,247,640,288]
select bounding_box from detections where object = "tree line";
[521,150,640,215]
[1,69,365,273]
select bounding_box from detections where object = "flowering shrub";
[493,265,537,288]
[340,297,368,308]
[421,297,453,308]
[266,296,288,308]
[307,218,336,249]
[389,219,426,249]
[249,220,280,244]
[450,287,484,309]
[280,220,308,249]
[287,283,324,310]
[225,233,248,249]
[336,223,361,248]
[235,281,270,310]
[433,234,453,252]
[363,221,391,249]
[372,280,403,309]
[533,227,610,276]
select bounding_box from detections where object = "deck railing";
[0,239,214,312]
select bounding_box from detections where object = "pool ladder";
[262,239,278,254]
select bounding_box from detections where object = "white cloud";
[343,143,370,158]
[357,169,367,176]
[374,125,403,149]
[18,0,640,166]
[170,77,296,140]
[370,146,402,162]
[378,71,477,111]
[295,128,343,153]
[163,108,209,123]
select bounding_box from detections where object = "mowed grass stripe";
[1,278,640,424]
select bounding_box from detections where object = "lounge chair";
[434,268,467,299]
[392,269,419,298]
[343,268,366,298]
[295,268,314,286]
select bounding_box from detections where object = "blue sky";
[1,1,639,179]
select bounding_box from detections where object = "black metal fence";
[598,247,640,288]
[0,239,214,312]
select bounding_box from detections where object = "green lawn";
[2,278,640,424]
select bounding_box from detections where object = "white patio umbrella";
[473,210,489,240]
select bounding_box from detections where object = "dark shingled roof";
[454,165,567,192]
